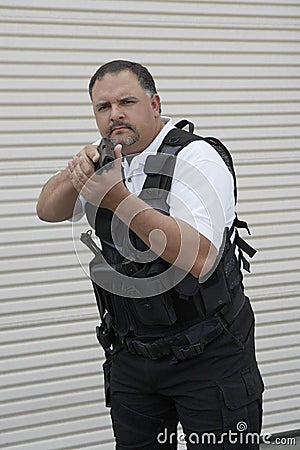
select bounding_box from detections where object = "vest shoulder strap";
[142,120,237,203]
[174,120,238,203]
[142,124,203,195]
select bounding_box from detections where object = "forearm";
[113,193,216,278]
[36,169,80,222]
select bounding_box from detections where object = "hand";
[68,144,129,210]
[67,144,99,192]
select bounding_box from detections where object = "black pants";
[109,299,264,449]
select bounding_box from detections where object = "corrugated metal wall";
[1,1,299,448]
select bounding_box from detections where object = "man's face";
[91,70,162,154]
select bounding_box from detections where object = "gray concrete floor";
[260,437,299,449]
[261,447,299,449]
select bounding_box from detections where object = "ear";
[151,93,161,117]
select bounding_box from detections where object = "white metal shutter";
[0,1,299,448]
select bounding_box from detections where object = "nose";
[110,103,125,122]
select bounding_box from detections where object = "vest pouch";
[88,253,114,309]
[89,257,131,336]
[175,272,201,297]
[130,294,177,326]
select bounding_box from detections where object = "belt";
[120,316,227,361]
[98,295,246,361]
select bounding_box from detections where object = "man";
[37,60,263,449]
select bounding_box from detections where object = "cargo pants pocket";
[217,365,264,449]
[110,401,177,450]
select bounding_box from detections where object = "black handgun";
[94,138,115,172]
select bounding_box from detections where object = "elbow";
[36,200,53,222]
[36,170,76,222]
[190,245,218,280]
[36,196,78,223]
[36,199,64,222]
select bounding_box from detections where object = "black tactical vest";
[83,121,256,340]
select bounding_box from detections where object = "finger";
[78,155,95,176]
[72,161,91,190]
[68,154,79,170]
[67,159,75,172]
[114,144,123,159]
[84,145,99,163]
[69,171,83,193]
[72,154,94,179]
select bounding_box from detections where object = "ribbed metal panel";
[0,1,299,448]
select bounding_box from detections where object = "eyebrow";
[95,96,139,109]
[120,96,138,102]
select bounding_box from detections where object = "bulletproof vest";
[85,121,256,338]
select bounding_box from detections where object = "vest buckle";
[171,342,204,360]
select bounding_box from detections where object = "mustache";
[109,122,135,135]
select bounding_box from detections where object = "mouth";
[111,126,130,134]
[109,124,132,135]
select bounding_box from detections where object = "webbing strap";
[175,119,195,133]
[236,234,257,258]
[122,317,225,361]
[234,217,252,235]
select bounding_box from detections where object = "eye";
[122,99,136,105]
[97,104,110,112]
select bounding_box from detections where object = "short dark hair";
[88,60,158,100]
